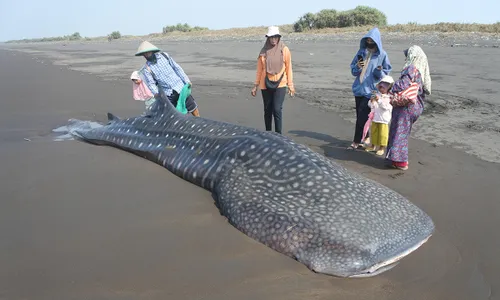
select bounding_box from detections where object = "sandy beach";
[5,32,500,163]
[1,32,499,300]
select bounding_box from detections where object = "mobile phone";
[357,55,363,62]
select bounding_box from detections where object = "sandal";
[391,163,408,170]
[347,143,359,150]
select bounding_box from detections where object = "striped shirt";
[141,52,190,97]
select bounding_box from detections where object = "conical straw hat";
[135,41,161,56]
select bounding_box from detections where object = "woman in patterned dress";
[386,45,432,170]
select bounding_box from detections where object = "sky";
[0,0,498,41]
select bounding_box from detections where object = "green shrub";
[162,23,209,34]
[68,32,81,40]
[108,31,121,40]
[348,6,387,27]
[293,13,317,32]
[336,11,356,27]
[315,9,339,28]
[293,6,387,31]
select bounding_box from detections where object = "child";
[130,70,156,112]
[366,75,394,156]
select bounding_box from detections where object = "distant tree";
[293,13,317,32]
[293,6,388,32]
[315,9,339,29]
[108,31,121,40]
[68,32,82,40]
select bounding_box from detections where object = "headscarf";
[259,38,285,75]
[403,45,432,95]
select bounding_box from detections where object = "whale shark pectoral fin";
[213,175,309,264]
[107,112,121,123]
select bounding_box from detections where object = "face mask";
[366,43,376,49]
[146,54,157,63]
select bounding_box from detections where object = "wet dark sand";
[1,46,499,300]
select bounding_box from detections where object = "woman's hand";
[288,86,295,97]
[251,85,258,97]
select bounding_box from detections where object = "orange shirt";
[254,46,294,90]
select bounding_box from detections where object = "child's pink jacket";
[133,80,154,101]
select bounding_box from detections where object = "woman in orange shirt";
[251,26,295,134]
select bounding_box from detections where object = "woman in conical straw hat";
[250,26,295,135]
[135,40,200,117]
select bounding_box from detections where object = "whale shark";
[65,90,435,278]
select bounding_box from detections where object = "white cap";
[265,26,281,37]
[379,75,394,84]
[130,71,140,80]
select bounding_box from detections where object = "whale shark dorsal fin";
[107,112,121,122]
[149,86,182,118]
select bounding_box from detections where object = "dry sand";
[1,32,499,300]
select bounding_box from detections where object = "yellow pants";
[370,122,389,146]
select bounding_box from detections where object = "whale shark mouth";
[348,234,432,278]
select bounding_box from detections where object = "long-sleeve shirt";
[368,94,393,124]
[142,52,190,97]
[254,46,294,90]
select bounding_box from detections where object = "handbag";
[265,71,285,89]
[390,82,419,107]
[176,83,190,114]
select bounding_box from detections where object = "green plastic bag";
[176,83,191,114]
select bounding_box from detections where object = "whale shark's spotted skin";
[69,93,435,278]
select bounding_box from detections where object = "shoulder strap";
[144,63,158,85]
[143,52,167,79]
